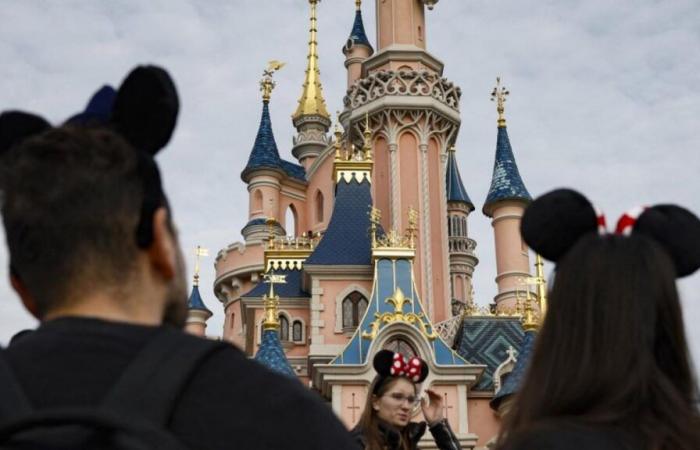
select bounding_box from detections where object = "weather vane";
[260,60,286,102]
[490,76,509,127]
[193,245,209,286]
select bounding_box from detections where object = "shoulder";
[172,340,357,450]
[501,421,635,450]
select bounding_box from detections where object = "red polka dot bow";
[389,353,423,382]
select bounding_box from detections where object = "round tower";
[291,0,331,170]
[445,146,478,311]
[482,78,532,312]
[342,1,374,88]
[185,246,213,337]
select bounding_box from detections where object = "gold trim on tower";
[333,114,373,184]
[361,287,439,341]
[263,217,320,271]
[490,76,509,128]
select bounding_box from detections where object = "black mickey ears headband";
[521,188,700,278]
[372,349,429,391]
[0,65,179,248]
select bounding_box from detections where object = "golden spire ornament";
[362,113,373,160]
[355,0,361,10]
[293,0,330,120]
[262,271,287,330]
[192,245,209,286]
[490,76,509,128]
[260,60,285,102]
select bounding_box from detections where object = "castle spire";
[345,0,372,52]
[254,273,297,378]
[491,77,509,128]
[445,146,474,211]
[292,0,329,121]
[185,246,212,337]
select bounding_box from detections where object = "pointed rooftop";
[446,146,474,211]
[242,64,306,183]
[292,0,330,122]
[188,246,212,313]
[483,78,531,216]
[344,0,373,52]
[490,329,537,410]
[306,121,373,266]
[253,275,297,378]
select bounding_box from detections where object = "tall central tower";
[341,0,459,322]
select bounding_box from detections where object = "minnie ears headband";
[373,349,429,385]
[0,65,179,248]
[520,188,700,278]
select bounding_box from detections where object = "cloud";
[0,1,698,367]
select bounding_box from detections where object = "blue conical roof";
[446,150,474,211]
[346,9,373,51]
[187,284,211,313]
[490,329,537,410]
[305,177,373,266]
[255,329,297,378]
[483,127,531,216]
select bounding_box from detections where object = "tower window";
[292,320,303,342]
[315,190,324,223]
[279,315,290,341]
[342,291,369,330]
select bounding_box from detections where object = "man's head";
[0,124,188,325]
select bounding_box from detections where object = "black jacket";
[352,419,461,450]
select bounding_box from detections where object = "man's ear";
[148,207,177,280]
[10,274,40,319]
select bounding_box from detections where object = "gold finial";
[260,60,285,102]
[362,113,373,160]
[448,145,456,153]
[292,0,330,120]
[490,76,509,128]
[355,0,361,10]
[193,246,209,286]
[369,207,381,248]
[262,271,287,330]
[534,254,547,319]
[406,207,418,248]
[334,111,343,159]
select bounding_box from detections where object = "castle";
[184,1,544,448]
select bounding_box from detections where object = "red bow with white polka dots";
[389,352,423,382]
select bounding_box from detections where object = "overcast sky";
[1,0,698,365]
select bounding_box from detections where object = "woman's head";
[500,188,700,449]
[368,375,418,428]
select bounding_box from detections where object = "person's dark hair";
[0,125,147,316]
[498,233,700,450]
[357,375,416,450]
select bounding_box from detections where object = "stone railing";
[448,236,476,255]
[343,70,461,111]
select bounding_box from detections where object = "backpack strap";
[100,327,226,427]
[0,350,33,422]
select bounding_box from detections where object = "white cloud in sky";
[0,1,698,367]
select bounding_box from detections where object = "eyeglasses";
[386,393,420,406]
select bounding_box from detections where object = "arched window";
[292,320,303,342]
[279,315,289,341]
[285,205,297,236]
[383,337,417,358]
[342,291,368,330]
[315,191,324,223]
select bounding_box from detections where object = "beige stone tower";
[482,78,532,312]
[341,0,459,322]
[291,0,331,170]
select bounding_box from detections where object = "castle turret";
[254,274,297,378]
[291,0,331,170]
[483,78,532,312]
[342,1,373,88]
[241,65,288,242]
[445,146,478,311]
[185,246,213,337]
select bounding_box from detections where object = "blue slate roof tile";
[483,127,531,214]
[187,285,211,312]
[241,269,309,299]
[453,316,524,391]
[446,150,474,210]
[346,9,373,52]
[255,329,297,378]
[305,178,372,266]
[491,330,537,410]
[241,101,306,182]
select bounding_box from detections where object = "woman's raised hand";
[420,389,444,425]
